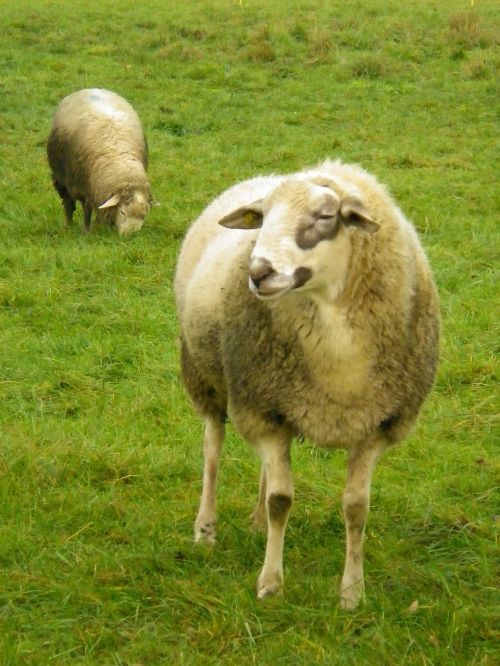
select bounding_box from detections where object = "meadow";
[0,0,498,663]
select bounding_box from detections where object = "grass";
[0,0,498,663]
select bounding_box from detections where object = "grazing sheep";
[175,159,440,610]
[47,88,151,235]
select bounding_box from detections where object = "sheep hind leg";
[194,416,225,546]
[255,435,293,598]
[250,465,267,532]
[61,197,76,226]
[340,435,387,611]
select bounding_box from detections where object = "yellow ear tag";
[243,211,258,228]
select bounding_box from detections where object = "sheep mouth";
[117,218,144,236]
[253,287,292,301]
[248,275,293,301]
[249,266,313,301]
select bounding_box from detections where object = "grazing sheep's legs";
[250,465,267,531]
[82,202,92,232]
[340,436,386,611]
[62,198,76,226]
[194,417,225,545]
[256,437,293,598]
[52,180,75,226]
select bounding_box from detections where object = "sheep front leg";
[256,437,293,598]
[340,436,386,610]
[250,465,267,532]
[194,417,225,545]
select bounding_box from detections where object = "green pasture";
[0,0,498,663]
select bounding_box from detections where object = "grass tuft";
[448,10,482,46]
[350,54,388,79]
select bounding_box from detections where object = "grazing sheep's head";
[99,190,151,236]
[219,177,379,301]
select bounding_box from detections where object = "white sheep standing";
[47,88,152,235]
[175,159,440,610]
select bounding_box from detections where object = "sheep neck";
[90,157,148,203]
[267,287,368,402]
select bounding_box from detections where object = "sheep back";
[47,88,149,211]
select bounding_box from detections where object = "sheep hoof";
[256,572,283,599]
[194,520,217,546]
[339,580,364,611]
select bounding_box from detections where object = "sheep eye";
[317,214,335,221]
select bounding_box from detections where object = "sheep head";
[98,190,151,236]
[218,177,379,301]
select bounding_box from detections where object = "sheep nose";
[249,257,275,288]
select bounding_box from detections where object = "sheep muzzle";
[249,256,301,300]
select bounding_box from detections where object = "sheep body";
[47,88,151,235]
[175,159,440,608]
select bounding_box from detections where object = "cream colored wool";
[47,88,151,235]
[175,159,440,609]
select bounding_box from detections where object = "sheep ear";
[218,201,264,229]
[340,196,379,233]
[98,194,121,209]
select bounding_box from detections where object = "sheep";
[174,158,440,610]
[47,88,152,235]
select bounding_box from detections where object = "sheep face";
[219,179,379,301]
[99,190,150,236]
